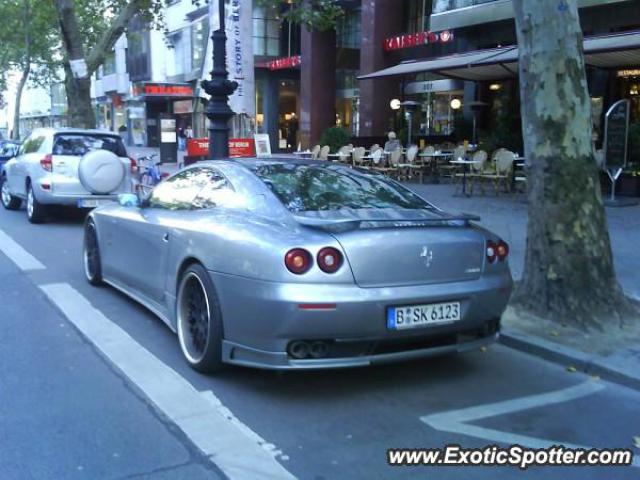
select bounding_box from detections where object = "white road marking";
[41,283,295,480]
[0,227,45,271]
[422,380,640,468]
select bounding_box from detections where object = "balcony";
[430,0,631,31]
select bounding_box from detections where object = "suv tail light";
[40,154,52,172]
[496,240,509,261]
[317,247,343,273]
[285,248,312,274]
[486,240,509,263]
[486,240,497,263]
[129,156,137,173]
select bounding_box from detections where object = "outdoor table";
[293,151,313,159]
[327,153,348,162]
[450,159,480,196]
[419,152,453,181]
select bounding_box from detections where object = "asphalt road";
[1,204,639,480]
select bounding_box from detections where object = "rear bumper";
[211,270,512,370]
[33,178,131,206]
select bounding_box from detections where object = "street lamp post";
[202,0,238,159]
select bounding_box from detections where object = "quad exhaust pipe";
[288,340,329,359]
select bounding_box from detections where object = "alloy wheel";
[1,181,11,207]
[177,273,211,364]
[84,225,99,281]
[27,188,34,219]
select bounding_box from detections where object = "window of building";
[103,51,116,76]
[253,5,280,56]
[337,8,361,49]
[405,0,432,33]
[127,21,152,82]
[191,17,210,72]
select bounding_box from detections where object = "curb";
[499,327,640,392]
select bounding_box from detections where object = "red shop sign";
[267,55,302,70]
[383,30,454,51]
[187,138,255,158]
[229,138,255,158]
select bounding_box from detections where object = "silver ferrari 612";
[83,159,512,373]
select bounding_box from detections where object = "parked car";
[0,140,20,170]
[83,159,512,373]
[0,128,135,223]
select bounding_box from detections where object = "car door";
[9,133,47,197]
[106,168,214,306]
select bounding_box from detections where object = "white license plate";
[77,199,113,208]
[387,301,461,330]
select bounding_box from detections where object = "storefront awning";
[358,30,640,82]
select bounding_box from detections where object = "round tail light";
[317,247,343,274]
[285,248,312,274]
[486,240,497,263]
[496,240,509,261]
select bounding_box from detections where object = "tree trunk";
[511,0,634,330]
[12,65,30,140]
[12,0,31,140]
[63,61,96,129]
[54,0,95,128]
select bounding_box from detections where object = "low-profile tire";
[176,263,224,373]
[1,175,21,210]
[83,220,103,286]
[26,182,47,224]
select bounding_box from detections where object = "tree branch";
[85,0,147,76]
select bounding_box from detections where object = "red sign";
[187,138,255,158]
[383,30,454,51]
[133,83,194,97]
[266,55,302,70]
[229,139,255,158]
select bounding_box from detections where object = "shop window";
[191,17,210,72]
[405,0,432,33]
[337,9,361,49]
[103,51,116,76]
[253,5,280,56]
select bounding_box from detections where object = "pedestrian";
[178,128,187,151]
[384,131,401,152]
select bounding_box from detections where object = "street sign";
[603,99,630,172]
[602,100,637,206]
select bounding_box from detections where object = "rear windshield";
[251,163,432,212]
[52,134,127,157]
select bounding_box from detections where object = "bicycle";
[136,153,167,189]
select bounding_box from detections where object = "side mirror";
[118,193,139,207]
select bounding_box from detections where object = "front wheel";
[26,183,47,223]
[1,175,21,210]
[176,264,224,373]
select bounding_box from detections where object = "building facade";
[86,0,640,152]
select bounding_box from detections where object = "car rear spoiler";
[294,213,481,233]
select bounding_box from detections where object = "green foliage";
[319,127,350,153]
[256,0,344,31]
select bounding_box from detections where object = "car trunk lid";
[295,209,485,287]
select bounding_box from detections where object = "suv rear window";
[52,134,127,157]
[251,163,432,212]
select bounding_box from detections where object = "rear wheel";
[26,182,46,223]
[176,264,224,373]
[1,175,21,210]
[83,220,103,286]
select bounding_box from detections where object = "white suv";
[1,128,135,223]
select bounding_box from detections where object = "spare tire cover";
[78,150,125,194]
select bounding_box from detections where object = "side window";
[148,168,216,210]
[21,135,45,154]
[192,169,241,209]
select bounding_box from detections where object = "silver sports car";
[83,159,512,372]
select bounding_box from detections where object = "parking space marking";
[422,380,640,468]
[41,283,295,480]
[0,227,45,271]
